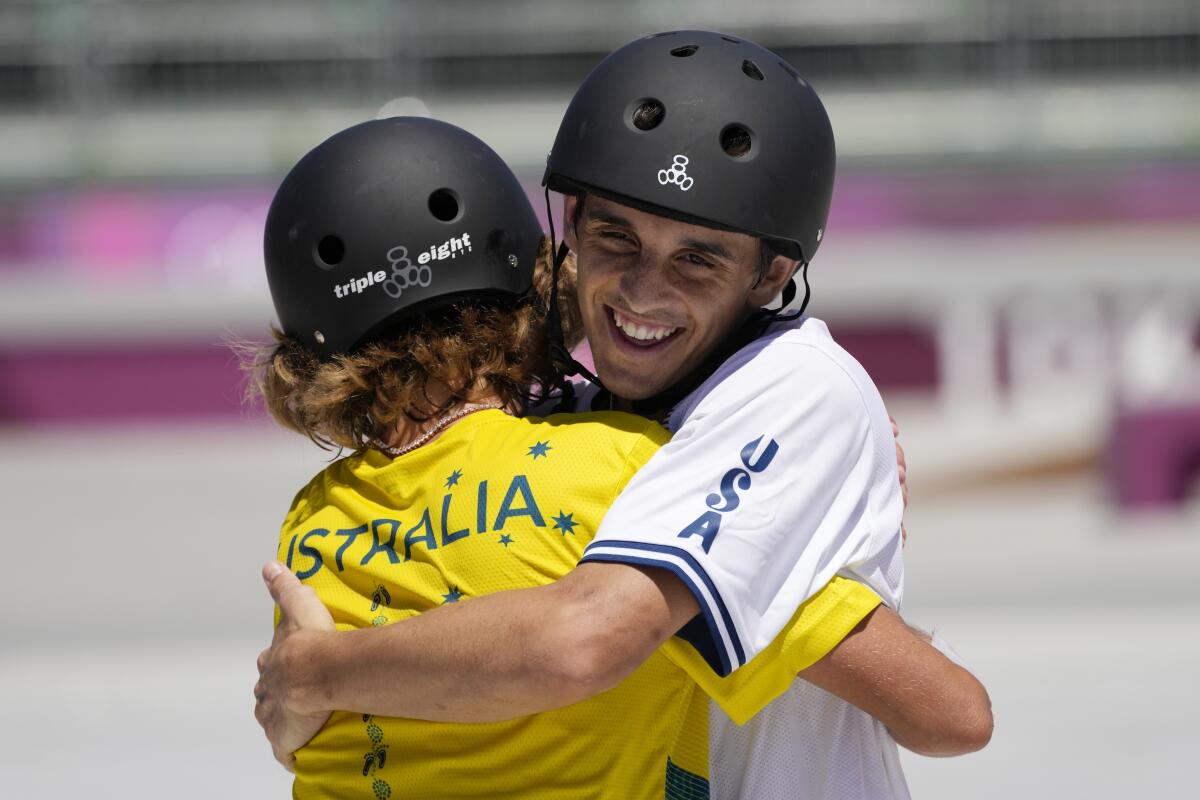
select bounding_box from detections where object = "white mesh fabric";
[710,679,910,800]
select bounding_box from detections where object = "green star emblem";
[551,511,578,535]
[527,441,552,459]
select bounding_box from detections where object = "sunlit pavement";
[897,479,1200,797]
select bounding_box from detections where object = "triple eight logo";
[658,154,694,192]
[333,233,473,300]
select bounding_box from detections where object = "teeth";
[613,309,678,342]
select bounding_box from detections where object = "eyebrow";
[586,207,736,262]
[680,238,734,262]
[583,207,634,229]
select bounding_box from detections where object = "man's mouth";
[608,307,681,349]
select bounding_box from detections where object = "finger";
[273,745,296,773]
[282,584,334,631]
[902,524,908,547]
[257,648,268,674]
[254,680,274,721]
[889,414,900,438]
[264,562,333,630]
[262,560,293,602]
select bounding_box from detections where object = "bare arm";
[256,562,991,766]
[263,416,911,727]
[260,560,699,725]
[799,604,993,756]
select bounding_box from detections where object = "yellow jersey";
[275,409,879,800]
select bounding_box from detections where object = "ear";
[747,254,801,308]
[562,194,581,252]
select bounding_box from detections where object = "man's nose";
[617,253,671,307]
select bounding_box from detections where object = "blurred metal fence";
[1,0,1197,107]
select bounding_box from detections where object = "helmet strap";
[763,259,811,321]
[795,259,813,315]
[543,186,605,397]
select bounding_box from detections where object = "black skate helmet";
[265,117,542,357]
[544,30,835,266]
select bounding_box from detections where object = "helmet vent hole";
[721,35,740,43]
[428,188,461,222]
[316,235,345,267]
[741,60,764,81]
[670,45,698,57]
[720,125,754,159]
[631,99,666,131]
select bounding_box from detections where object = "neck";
[384,384,508,455]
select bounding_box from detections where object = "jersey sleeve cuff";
[580,539,746,677]
[682,577,883,726]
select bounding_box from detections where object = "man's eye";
[684,253,714,268]
[599,230,632,243]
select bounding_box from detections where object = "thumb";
[262,560,295,603]
[263,561,335,631]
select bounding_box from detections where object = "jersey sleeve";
[659,576,881,724]
[581,341,901,676]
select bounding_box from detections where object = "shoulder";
[463,409,668,464]
[281,451,368,530]
[673,316,878,429]
[529,410,671,464]
[473,411,670,509]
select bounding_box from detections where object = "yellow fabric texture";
[664,675,711,786]
[274,409,879,799]
[662,577,882,727]
[280,410,691,800]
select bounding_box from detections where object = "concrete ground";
[1,421,1197,797]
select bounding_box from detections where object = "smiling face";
[564,194,797,402]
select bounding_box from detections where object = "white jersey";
[576,315,910,799]
[580,315,905,672]
[709,680,909,800]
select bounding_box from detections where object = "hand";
[254,561,336,771]
[890,415,908,546]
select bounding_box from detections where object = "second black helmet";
[265,117,543,356]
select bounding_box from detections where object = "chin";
[613,384,660,402]
[595,364,663,402]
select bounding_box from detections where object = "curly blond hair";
[247,241,582,452]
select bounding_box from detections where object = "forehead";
[583,195,759,255]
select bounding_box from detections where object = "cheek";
[573,272,610,329]
[574,268,602,305]
[684,274,739,309]
[576,255,622,301]
[692,293,747,339]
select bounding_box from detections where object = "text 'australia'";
[283,474,544,579]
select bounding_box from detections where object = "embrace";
[249,30,992,800]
